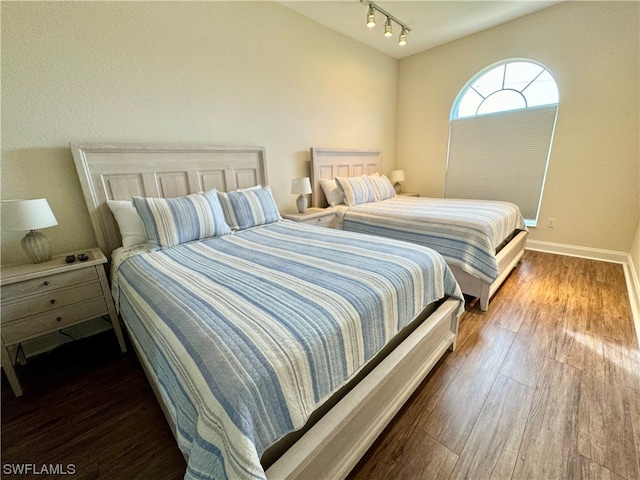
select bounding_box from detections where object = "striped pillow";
[133,189,231,251]
[369,173,396,201]
[335,175,377,207]
[218,186,282,230]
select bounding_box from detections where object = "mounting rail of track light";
[361,0,411,46]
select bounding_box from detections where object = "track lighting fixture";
[361,0,411,46]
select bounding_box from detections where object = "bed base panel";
[450,229,528,311]
[123,297,461,479]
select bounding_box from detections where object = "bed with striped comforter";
[337,196,526,284]
[112,221,462,480]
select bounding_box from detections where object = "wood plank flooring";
[2,250,639,479]
[350,251,640,480]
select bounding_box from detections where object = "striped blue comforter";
[340,196,526,283]
[113,221,461,480]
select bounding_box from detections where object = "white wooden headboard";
[71,143,268,258]
[310,148,381,208]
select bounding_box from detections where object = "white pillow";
[107,200,148,248]
[319,178,344,206]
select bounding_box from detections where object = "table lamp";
[389,170,405,194]
[2,198,58,263]
[291,177,312,213]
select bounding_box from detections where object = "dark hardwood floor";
[1,333,186,479]
[2,251,639,479]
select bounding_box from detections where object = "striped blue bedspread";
[113,221,462,480]
[339,196,526,283]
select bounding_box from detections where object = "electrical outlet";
[547,217,556,228]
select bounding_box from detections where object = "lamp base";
[394,182,402,194]
[296,195,308,213]
[22,230,53,263]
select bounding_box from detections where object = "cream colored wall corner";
[396,1,639,255]
[1,2,398,265]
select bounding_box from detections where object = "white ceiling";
[280,1,560,59]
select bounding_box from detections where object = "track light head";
[384,17,392,37]
[399,27,407,46]
[366,5,376,27]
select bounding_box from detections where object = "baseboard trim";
[525,240,628,264]
[623,255,640,348]
[525,239,640,346]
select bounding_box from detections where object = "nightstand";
[398,192,419,197]
[282,208,335,228]
[1,247,126,396]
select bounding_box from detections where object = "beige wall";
[1,1,398,265]
[397,1,639,253]
[2,1,638,266]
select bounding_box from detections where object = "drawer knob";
[56,317,62,322]
[50,299,56,305]
[43,281,50,286]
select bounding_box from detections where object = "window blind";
[445,105,557,224]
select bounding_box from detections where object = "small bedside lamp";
[291,177,312,213]
[389,170,405,194]
[2,198,58,263]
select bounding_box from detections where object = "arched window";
[446,60,559,226]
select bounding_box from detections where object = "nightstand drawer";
[306,214,334,227]
[282,208,335,227]
[1,281,104,323]
[1,268,98,303]
[2,297,108,346]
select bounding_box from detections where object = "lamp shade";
[2,198,58,231]
[389,170,405,183]
[291,177,312,195]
